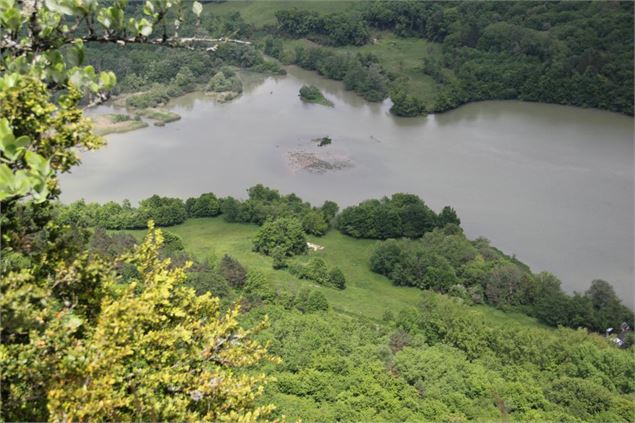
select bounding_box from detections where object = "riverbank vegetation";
[58,186,634,338]
[83,1,633,120]
[208,0,634,116]
[299,85,333,107]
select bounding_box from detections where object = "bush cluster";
[288,257,346,290]
[370,227,634,333]
[222,185,335,236]
[337,193,459,240]
[59,186,337,235]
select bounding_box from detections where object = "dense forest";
[84,1,634,117]
[1,1,634,422]
[267,1,634,115]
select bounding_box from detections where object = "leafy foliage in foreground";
[0,1,280,420]
[1,219,277,421]
[244,292,634,422]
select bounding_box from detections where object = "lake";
[60,66,635,307]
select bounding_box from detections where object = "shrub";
[185,271,231,297]
[328,268,346,290]
[219,254,247,288]
[253,217,308,257]
[161,231,184,253]
[207,71,242,93]
[185,193,221,218]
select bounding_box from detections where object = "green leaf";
[0,119,27,162]
[0,6,24,32]
[25,151,51,177]
[5,169,31,197]
[44,0,74,15]
[67,39,85,67]
[143,0,155,16]
[0,163,13,188]
[0,118,11,143]
[137,18,153,36]
[192,1,202,17]
[99,71,117,90]
[97,9,111,28]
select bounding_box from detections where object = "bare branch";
[0,34,251,54]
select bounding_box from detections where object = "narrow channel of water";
[61,66,635,307]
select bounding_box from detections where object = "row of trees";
[370,226,634,333]
[275,9,370,46]
[59,189,462,242]
[336,193,460,239]
[58,187,335,234]
[58,195,188,228]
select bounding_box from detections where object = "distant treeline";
[60,185,633,335]
[87,2,633,116]
[58,185,337,235]
[58,185,457,239]
[270,1,634,116]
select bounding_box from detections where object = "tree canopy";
[0,1,277,421]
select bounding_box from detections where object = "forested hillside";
[1,1,633,422]
[81,206,635,422]
[86,1,634,117]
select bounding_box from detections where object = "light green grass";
[206,1,362,28]
[124,218,422,321]
[123,217,549,329]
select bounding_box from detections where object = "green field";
[124,217,546,328]
[206,0,362,28]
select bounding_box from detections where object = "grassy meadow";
[205,0,362,28]
[206,2,442,107]
[123,217,547,328]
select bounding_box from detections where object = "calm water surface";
[61,67,635,307]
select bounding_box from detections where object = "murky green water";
[61,66,635,307]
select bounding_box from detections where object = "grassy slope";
[206,0,362,27]
[123,217,546,328]
[207,2,441,107]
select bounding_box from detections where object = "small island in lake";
[299,85,334,107]
[314,136,332,147]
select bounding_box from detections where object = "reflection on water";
[62,65,635,307]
